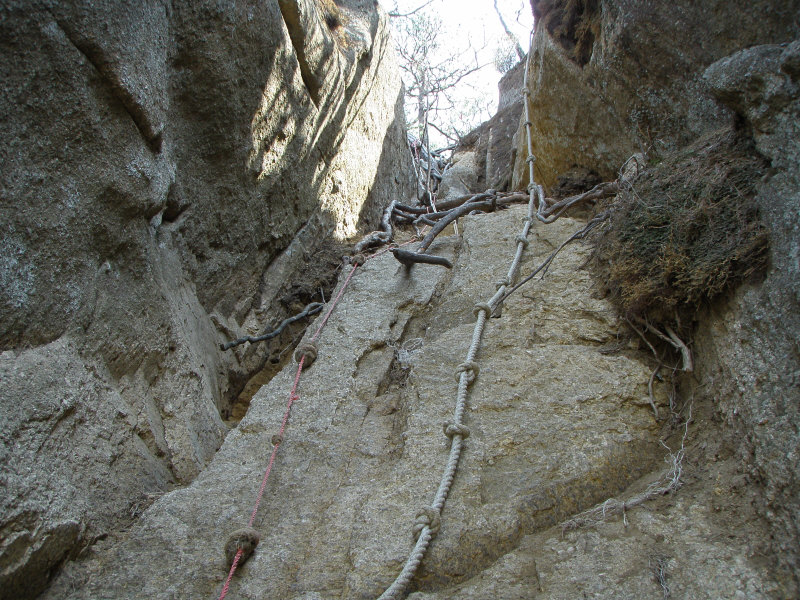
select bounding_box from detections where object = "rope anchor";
[495,277,511,290]
[294,342,318,368]
[443,422,470,439]
[472,303,493,317]
[350,253,367,266]
[224,527,261,569]
[455,360,480,384]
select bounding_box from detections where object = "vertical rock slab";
[511,0,800,189]
[0,0,413,596]
[458,60,525,191]
[506,2,800,590]
[694,40,800,587]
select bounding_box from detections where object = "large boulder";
[436,151,479,201]
[0,0,413,596]
[511,0,800,189]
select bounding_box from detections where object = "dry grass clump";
[590,128,769,326]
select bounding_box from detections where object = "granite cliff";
[2,0,799,599]
[0,0,412,597]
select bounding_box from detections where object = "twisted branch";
[221,302,324,350]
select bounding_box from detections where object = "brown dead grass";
[589,127,769,326]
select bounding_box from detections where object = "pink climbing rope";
[218,264,359,599]
[217,233,427,599]
[310,264,358,341]
[219,548,243,599]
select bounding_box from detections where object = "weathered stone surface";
[511,0,800,189]
[436,151,478,201]
[691,40,800,588]
[408,427,784,599]
[504,11,800,597]
[505,6,800,589]
[0,0,413,596]
[44,207,674,598]
[459,59,525,191]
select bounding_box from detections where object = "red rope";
[219,549,243,599]
[217,240,429,597]
[217,264,360,600]
[311,264,358,341]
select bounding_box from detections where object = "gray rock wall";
[511,0,800,189]
[41,205,792,598]
[42,207,674,599]
[0,0,413,597]
[508,0,800,589]
[693,40,800,583]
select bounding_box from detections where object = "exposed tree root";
[561,404,691,532]
[221,302,324,350]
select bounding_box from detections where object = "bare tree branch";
[494,0,525,60]
[388,0,435,18]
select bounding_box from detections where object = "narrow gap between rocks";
[224,240,350,424]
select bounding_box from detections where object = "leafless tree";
[392,10,489,145]
[493,0,525,61]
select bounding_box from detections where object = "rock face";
[0,0,412,597]
[693,40,800,584]
[5,0,800,597]
[42,205,792,598]
[458,59,526,191]
[508,0,800,592]
[43,206,680,599]
[512,0,800,189]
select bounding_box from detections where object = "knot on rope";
[294,342,318,368]
[527,182,537,193]
[350,253,367,267]
[473,302,493,317]
[515,235,530,248]
[224,527,261,568]
[455,360,480,383]
[443,421,470,440]
[412,507,441,540]
[271,433,283,446]
[526,154,537,164]
[523,88,531,96]
[495,277,511,290]
[524,122,533,129]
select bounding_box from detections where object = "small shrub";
[589,128,769,325]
